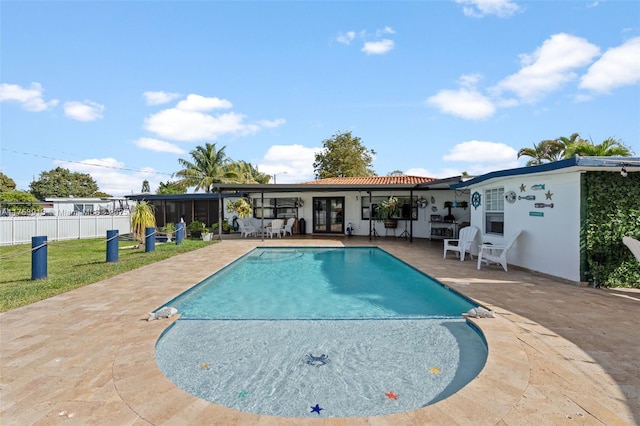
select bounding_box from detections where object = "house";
[43,197,130,216]
[451,156,640,286]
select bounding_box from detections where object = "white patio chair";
[477,231,522,272]
[443,226,478,261]
[267,219,284,238]
[282,217,295,237]
[622,236,640,263]
[237,219,256,238]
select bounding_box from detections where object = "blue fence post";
[175,222,184,244]
[106,230,119,262]
[145,227,156,252]
[31,236,47,280]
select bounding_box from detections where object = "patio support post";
[218,189,222,240]
[409,189,413,243]
[260,192,265,241]
[368,191,372,241]
[31,235,47,280]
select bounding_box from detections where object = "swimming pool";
[155,247,488,418]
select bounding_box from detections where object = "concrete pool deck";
[1,236,638,425]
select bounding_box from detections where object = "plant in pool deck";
[130,201,156,243]
[374,196,401,228]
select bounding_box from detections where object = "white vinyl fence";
[0,216,132,246]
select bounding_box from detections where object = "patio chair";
[443,226,478,261]
[622,236,640,263]
[237,219,256,238]
[282,217,295,237]
[477,230,522,272]
[267,219,284,238]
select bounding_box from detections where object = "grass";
[0,238,212,312]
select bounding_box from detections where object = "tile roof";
[301,176,437,185]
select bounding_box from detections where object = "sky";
[1,0,639,196]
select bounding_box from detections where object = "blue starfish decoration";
[310,404,323,415]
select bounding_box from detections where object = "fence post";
[31,236,47,280]
[175,222,184,244]
[145,227,156,252]
[106,230,119,262]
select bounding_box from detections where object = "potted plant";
[375,196,401,228]
[161,222,175,242]
[186,220,206,239]
[130,201,156,244]
[211,221,231,234]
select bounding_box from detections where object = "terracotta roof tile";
[300,176,437,185]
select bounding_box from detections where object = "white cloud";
[404,167,434,177]
[175,94,233,111]
[0,82,59,111]
[362,39,395,55]
[258,144,320,183]
[144,95,285,142]
[376,26,395,37]
[54,157,160,196]
[64,100,104,121]
[337,31,356,45]
[455,0,520,18]
[580,36,640,93]
[493,33,600,103]
[143,91,181,105]
[133,137,186,154]
[426,89,495,120]
[443,140,518,163]
[256,118,287,128]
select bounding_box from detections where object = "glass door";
[313,197,344,233]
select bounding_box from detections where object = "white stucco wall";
[467,171,583,282]
[249,190,469,239]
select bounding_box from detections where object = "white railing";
[0,216,132,246]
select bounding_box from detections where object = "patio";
[1,236,638,425]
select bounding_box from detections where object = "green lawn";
[0,238,212,312]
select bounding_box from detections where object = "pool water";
[155,247,488,418]
[166,247,477,319]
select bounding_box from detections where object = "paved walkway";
[1,236,638,425]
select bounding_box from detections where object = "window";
[360,196,417,220]
[484,188,504,235]
[253,198,298,219]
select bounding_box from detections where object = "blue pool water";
[166,247,477,319]
[155,247,488,418]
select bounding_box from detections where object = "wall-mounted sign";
[529,211,544,217]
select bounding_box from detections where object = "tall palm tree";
[175,143,230,192]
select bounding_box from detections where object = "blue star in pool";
[310,404,323,415]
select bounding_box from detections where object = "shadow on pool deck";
[1,236,638,425]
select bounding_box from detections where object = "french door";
[312,197,344,233]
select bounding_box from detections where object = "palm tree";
[517,140,564,166]
[518,133,634,166]
[563,137,634,157]
[225,161,271,184]
[175,143,231,192]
